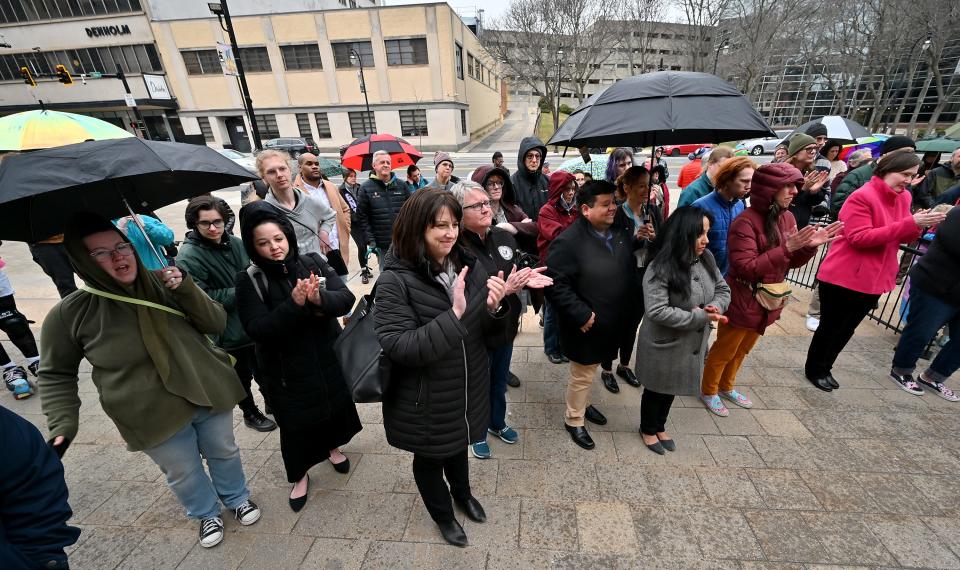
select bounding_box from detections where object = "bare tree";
[622,0,665,74]
[674,0,730,72]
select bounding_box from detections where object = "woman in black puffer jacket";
[235,203,362,513]
[374,189,508,548]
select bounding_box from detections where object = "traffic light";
[19,66,36,87]
[54,64,73,86]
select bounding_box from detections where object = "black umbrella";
[0,138,258,243]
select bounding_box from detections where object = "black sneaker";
[234,499,261,526]
[198,516,224,548]
[916,374,960,402]
[888,370,924,396]
[27,360,39,378]
[243,408,277,432]
[506,371,521,388]
[546,353,564,365]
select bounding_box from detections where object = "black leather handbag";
[334,278,406,403]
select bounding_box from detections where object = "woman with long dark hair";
[374,188,508,547]
[634,207,730,454]
[605,147,635,185]
[235,204,362,512]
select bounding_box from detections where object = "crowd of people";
[2,131,959,565]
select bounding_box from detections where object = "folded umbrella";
[786,116,870,144]
[0,138,257,242]
[341,133,422,172]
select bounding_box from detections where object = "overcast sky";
[380,0,685,27]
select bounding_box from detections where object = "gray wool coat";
[634,250,731,396]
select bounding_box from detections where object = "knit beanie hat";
[787,133,816,157]
[434,151,454,171]
[880,136,915,155]
[805,123,828,138]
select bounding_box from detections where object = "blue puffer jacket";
[692,190,745,276]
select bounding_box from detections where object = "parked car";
[261,137,318,158]
[735,130,793,156]
[661,143,713,157]
[216,148,258,175]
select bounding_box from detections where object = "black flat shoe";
[547,353,564,365]
[584,405,607,426]
[289,475,309,512]
[807,376,834,392]
[438,518,468,547]
[564,424,595,450]
[507,371,521,388]
[641,434,665,455]
[454,496,487,523]
[331,456,350,474]
[825,374,840,389]
[560,355,569,363]
[243,408,277,432]
[601,371,620,393]
[616,365,640,387]
[658,438,676,452]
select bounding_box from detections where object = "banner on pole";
[217,42,239,77]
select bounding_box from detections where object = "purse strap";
[80,284,186,319]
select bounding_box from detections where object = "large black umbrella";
[0,138,257,243]
[548,71,775,148]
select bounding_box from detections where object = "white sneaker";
[199,516,224,548]
[805,315,820,332]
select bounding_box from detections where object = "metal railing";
[785,227,930,335]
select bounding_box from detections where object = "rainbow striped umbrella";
[0,109,134,151]
[839,135,888,161]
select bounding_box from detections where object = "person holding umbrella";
[38,212,261,549]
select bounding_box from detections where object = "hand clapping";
[291,273,322,307]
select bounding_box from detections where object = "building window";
[280,44,323,71]
[384,38,428,66]
[295,113,313,138]
[467,53,475,80]
[460,109,467,136]
[314,113,332,138]
[181,49,222,75]
[332,41,374,68]
[238,47,271,72]
[349,111,376,137]
[454,43,464,79]
[197,117,215,143]
[255,114,280,141]
[0,44,163,81]
[399,109,428,137]
[0,0,142,23]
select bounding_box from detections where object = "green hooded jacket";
[38,215,244,452]
[830,162,874,219]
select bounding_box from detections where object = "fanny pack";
[752,281,792,311]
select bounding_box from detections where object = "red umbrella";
[341,133,423,172]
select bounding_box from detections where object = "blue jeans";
[488,344,513,432]
[892,286,960,383]
[142,407,250,520]
[543,301,560,356]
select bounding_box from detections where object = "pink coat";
[817,176,922,295]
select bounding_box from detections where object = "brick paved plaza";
[4,196,960,569]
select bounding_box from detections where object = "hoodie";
[473,165,538,255]
[510,137,550,222]
[536,171,579,262]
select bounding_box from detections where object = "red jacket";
[817,176,922,295]
[725,166,817,333]
[537,171,579,262]
[677,159,702,189]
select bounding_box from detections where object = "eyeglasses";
[802,146,818,154]
[463,200,492,211]
[89,242,134,261]
[485,181,504,189]
[197,219,225,230]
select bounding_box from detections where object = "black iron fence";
[784,225,930,335]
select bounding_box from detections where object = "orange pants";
[701,322,761,396]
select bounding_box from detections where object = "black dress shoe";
[507,371,521,388]
[438,518,468,547]
[658,438,676,452]
[825,374,840,389]
[289,475,309,512]
[564,424,595,450]
[601,371,620,393]
[454,496,487,523]
[616,365,641,387]
[807,376,834,392]
[546,353,564,364]
[331,456,350,474]
[584,405,607,425]
[560,355,570,363]
[243,408,277,432]
[641,434,665,455]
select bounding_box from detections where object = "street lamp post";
[209,1,261,150]
[712,33,730,75]
[554,48,564,134]
[350,49,373,136]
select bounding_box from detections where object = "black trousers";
[804,281,880,380]
[349,226,368,268]
[640,388,675,436]
[28,243,77,299]
[0,295,38,366]
[411,450,471,523]
[228,346,266,414]
[601,315,642,371]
